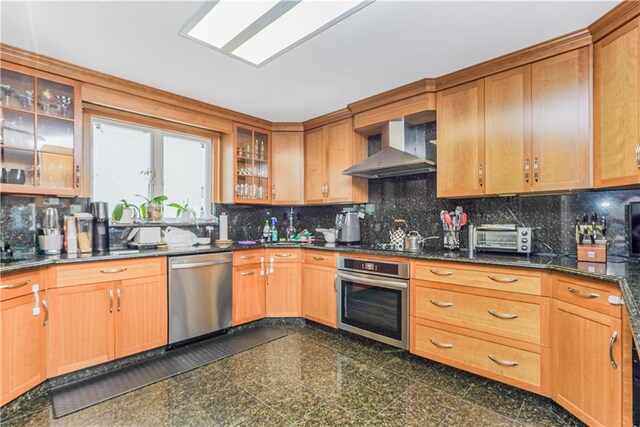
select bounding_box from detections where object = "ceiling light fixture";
[181,0,373,67]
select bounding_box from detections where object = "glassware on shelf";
[55,95,73,118]
[1,148,35,186]
[1,69,35,111]
[1,84,12,105]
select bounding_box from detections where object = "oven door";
[337,271,408,349]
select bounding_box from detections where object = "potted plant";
[112,199,140,223]
[168,200,193,223]
[137,168,167,221]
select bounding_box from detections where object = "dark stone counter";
[2,243,639,347]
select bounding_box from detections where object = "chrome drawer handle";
[488,275,518,283]
[240,271,255,276]
[109,290,114,313]
[0,279,31,289]
[334,274,337,292]
[116,288,122,312]
[568,287,599,299]
[430,299,454,308]
[636,143,640,168]
[430,269,453,276]
[488,310,518,320]
[430,339,454,349]
[609,330,618,369]
[313,256,326,261]
[239,255,256,260]
[101,268,127,274]
[275,253,292,258]
[488,355,519,367]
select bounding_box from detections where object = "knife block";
[577,243,607,263]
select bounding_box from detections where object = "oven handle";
[336,272,408,290]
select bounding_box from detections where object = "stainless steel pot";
[405,231,438,253]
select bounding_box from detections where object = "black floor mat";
[50,326,287,419]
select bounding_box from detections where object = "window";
[91,116,212,219]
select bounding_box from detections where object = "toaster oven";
[473,224,533,254]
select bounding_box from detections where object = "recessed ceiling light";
[181,0,373,67]
[187,0,280,49]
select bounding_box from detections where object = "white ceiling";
[1,1,619,122]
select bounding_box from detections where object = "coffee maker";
[335,212,361,244]
[91,202,110,252]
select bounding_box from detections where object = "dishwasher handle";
[171,259,231,270]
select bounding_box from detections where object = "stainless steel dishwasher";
[168,252,232,347]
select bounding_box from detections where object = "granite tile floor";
[4,323,585,427]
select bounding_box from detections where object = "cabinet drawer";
[233,250,265,266]
[266,249,301,263]
[0,268,45,301]
[411,318,543,391]
[411,262,543,296]
[552,275,621,318]
[412,282,546,345]
[52,258,165,287]
[303,250,336,268]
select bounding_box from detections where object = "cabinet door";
[232,264,265,326]
[485,66,532,194]
[49,282,115,376]
[325,118,355,204]
[436,80,485,197]
[531,47,591,192]
[272,131,304,205]
[304,127,326,204]
[594,18,640,188]
[301,265,337,328]
[266,262,301,317]
[1,291,46,405]
[551,299,622,426]
[115,276,167,358]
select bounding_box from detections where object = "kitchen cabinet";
[302,250,337,328]
[0,61,82,196]
[48,258,167,376]
[232,263,265,325]
[594,17,640,188]
[272,131,304,205]
[530,47,591,192]
[436,79,486,198]
[0,269,47,406]
[265,249,301,317]
[484,66,532,194]
[303,118,368,205]
[220,123,271,204]
[439,48,590,197]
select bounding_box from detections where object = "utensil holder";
[444,230,460,250]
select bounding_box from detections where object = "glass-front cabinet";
[234,124,271,204]
[0,62,81,195]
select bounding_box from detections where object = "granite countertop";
[3,243,639,347]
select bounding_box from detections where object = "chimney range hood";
[342,116,436,179]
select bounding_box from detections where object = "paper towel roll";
[219,213,228,241]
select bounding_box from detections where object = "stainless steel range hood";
[342,117,436,179]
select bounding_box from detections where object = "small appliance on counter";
[127,227,164,248]
[335,212,362,244]
[38,207,63,254]
[472,224,532,254]
[74,213,94,253]
[91,202,110,252]
[576,212,607,263]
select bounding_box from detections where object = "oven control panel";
[338,257,409,279]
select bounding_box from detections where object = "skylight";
[181,0,373,67]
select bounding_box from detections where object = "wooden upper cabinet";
[0,61,82,196]
[531,47,591,192]
[485,66,532,195]
[303,118,368,205]
[436,80,486,197]
[229,123,271,204]
[303,127,326,204]
[594,17,640,188]
[272,131,304,205]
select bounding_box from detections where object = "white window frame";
[90,116,212,215]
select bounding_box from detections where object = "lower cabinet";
[301,264,337,328]
[1,273,47,406]
[232,263,266,326]
[266,261,301,317]
[48,276,168,377]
